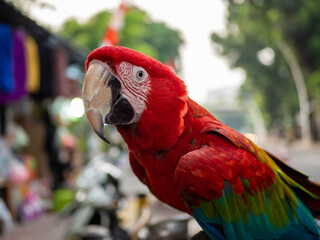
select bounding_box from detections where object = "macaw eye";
[137,70,144,79]
[133,66,148,83]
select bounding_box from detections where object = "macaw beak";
[82,60,112,143]
[82,60,134,143]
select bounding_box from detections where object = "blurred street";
[284,145,320,182]
[263,139,320,182]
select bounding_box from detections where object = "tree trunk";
[276,40,312,146]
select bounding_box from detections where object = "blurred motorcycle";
[137,214,191,240]
[61,153,128,240]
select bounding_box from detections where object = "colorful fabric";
[0,28,27,103]
[0,23,14,93]
[25,35,40,93]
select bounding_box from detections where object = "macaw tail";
[266,150,320,218]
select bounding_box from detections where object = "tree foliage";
[58,11,111,51]
[58,6,184,69]
[211,0,320,135]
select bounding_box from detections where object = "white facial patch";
[116,62,151,123]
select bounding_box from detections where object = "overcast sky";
[29,0,244,103]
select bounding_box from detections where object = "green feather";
[224,182,242,222]
[235,193,249,223]
[266,184,290,229]
[200,200,218,219]
[257,186,266,215]
[245,193,260,216]
[274,178,285,199]
[213,191,231,223]
[265,197,277,228]
[283,183,299,207]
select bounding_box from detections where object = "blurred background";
[0,0,319,239]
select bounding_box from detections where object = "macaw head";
[82,46,188,144]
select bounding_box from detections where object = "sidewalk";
[262,137,320,182]
[0,214,71,240]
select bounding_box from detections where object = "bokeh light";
[69,97,85,119]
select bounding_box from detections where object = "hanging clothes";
[13,29,27,97]
[53,49,69,97]
[33,42,54,100]
[0,23,14,93]
[25,35,40,94]
[0,28,27,103]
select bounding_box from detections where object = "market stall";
[0,0,88,232]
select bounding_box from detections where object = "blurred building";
[204,87,267,145]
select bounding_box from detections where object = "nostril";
[106,61,114,70]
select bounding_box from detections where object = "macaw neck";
[116,97,215,154]
[116,96,189,152]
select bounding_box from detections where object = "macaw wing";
[175,134,319,240]
[205,121,320,215]
[263,149,320,216]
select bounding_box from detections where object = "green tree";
[58,6,184,70]
[57,11,112,51]
[211,0,320,142]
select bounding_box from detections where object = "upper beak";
[82,60,113,143]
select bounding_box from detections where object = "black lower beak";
[105,95,134,124]
[105,76,134,125]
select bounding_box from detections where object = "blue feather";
[232,221,252,240]
[280,224,320,240]
[296,198,320,235]
[193,211,226,240]
[220,220,238,240]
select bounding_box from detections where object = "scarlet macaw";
[82,46,320,240]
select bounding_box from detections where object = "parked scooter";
[61,153,128,240]
[137,214,191,240]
